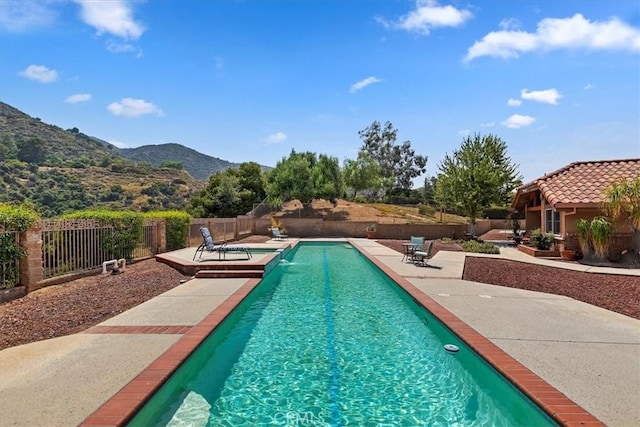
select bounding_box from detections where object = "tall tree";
[312,154,344,204]
[343,151,382,199]
[604,177,640,253]
[188,162,266,217]
[267,150,344,206]
[358,120,427,191]
[436,133,522,235]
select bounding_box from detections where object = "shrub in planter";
[530,228,555,250]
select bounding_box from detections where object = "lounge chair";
[412,240,435,267]
[271,228,288,241]
[193,227,252,261]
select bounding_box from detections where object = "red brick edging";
[80,279,261,427]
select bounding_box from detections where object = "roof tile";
[520,159,640,207]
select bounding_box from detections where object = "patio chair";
[412,240,438,268]
[402,236,425,262]
[193,227,252,261]
[271,228,288,241]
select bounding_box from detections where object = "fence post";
[234,217,239,240]
[19,227,44,292]
[156,220,167,253]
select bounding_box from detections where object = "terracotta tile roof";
[518,158,640,207]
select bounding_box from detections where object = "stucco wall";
[255,218,469,240]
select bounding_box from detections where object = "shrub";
[418,204,436,216]
[530,228,555,250]
[577,216,613,260]
[0,203,39,289]
[461,240,500,254]
[144,210,191,251]
[482,206,511,219]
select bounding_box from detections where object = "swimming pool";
[129,242,555,426]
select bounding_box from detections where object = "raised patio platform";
[155,242,293,278]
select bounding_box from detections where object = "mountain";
[118,143,240,181]
[0,101,118,161]
[0,101,206,216]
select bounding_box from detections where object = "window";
[545,209,560,234]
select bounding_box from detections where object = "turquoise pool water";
[129,243,555,426]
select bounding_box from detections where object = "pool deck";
[1,239,638,426]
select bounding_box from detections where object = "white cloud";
[466,13,640,61]
[457,129,470,136]
[584,83,595,90]
[378,0,472,35]
[107,98,163,117]
[108,140,128,148]
[507,98,522,106]
[265,132,288,144]
[499,18,521,31]
[19,64,58,83]
[521,88,562,105]
[74,0,145,40]
[502,114,536,128]
[480,121,496,127]
[65,93,92,104]
[0,0,57,32]
[350,76,382,94]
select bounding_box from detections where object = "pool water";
[129,243,555,426]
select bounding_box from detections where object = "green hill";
[118,143,240,180]
[0,101,204,216]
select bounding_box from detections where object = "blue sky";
[1,0,639,184]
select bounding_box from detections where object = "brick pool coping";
[82,240,603,426]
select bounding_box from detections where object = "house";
[511,158,640,252]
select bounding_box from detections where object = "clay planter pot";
[561,250,577,261]
[366,230,376,239]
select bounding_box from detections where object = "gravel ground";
[1,236,637,350]
[377,239,640,320]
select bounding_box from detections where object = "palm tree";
[604,178,640,253]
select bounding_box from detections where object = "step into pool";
[129,242,556,426]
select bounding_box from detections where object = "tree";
[267,150,344,206]
[312,154,344,203]
[358,121,427,191]
[188,162,267,217]
[604,177,640,253]
[343,151,382,199]
[436,133,522,235]
[16,138,46,164]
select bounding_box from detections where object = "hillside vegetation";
[0,102,205,216]
[118,143,245,181]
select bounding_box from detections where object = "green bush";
[0,203,39,289]
[63,210,143,261]
[461,240,500,254]
[144,210,191,250]
[482,206,511,219]
[530,228,555,250]
[418,204,436,216]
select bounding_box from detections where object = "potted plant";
[561,249,577,261]
[365,224,377,239]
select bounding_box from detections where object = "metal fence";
[41,219,161,280]
[0,229,20,289]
